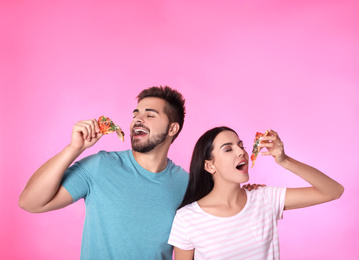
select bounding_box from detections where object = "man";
[19,86,189,259]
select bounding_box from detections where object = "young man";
[19,86,189,259]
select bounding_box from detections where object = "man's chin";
[132,147,155,153]
[132,142,155,153]
[131,132,167,153]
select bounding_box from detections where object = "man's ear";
[204,160,216,174]
[168,122,180,137]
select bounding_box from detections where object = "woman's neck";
[197,185,247,217]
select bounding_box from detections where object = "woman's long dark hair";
[178,126,238,209]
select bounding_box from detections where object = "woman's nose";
[237,147,245,157]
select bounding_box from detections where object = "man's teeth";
[134,129,149,134]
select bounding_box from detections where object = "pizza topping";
[250,130,270,168]
[97,116,125,141]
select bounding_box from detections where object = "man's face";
[130,97,171,153]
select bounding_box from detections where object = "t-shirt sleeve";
[61,153,101,202]
[263,186,287,220]
[168,210,194,250]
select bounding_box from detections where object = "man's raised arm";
[19,119,102,213]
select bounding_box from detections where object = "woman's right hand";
[69,119,103,151]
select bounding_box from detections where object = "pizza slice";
[250,130,270,168]
[98,115,125,141]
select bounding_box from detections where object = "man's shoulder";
[167,159,189,177]
[76,150,132,169]
[96,149,130,159]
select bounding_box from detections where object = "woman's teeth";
[236,162,246,170]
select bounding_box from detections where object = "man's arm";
[19,119,102,213]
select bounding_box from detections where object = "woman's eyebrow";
[220,142,233,149]
[220,140,243,149]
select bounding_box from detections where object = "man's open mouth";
[133,127,149,136]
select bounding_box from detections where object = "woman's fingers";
[257,130,286,163]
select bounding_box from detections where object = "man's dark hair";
[137,86,186,142]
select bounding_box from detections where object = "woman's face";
[205,130,249,184]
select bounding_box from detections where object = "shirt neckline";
[193,189,250,220]
[127,149,170,178]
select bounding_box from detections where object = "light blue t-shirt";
[62,150,189,260]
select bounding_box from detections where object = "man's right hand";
[70,119,103,151]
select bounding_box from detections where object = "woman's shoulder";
[177,202,199,215]
[247,186,287,203]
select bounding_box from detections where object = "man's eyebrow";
[145,108,159,114]
[132,108,159,114]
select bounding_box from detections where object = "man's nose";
[133,114,144,123]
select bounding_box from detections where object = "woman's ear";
[168,122,180,137]
[204,160,216,174]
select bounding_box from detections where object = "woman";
[168,127,343,259]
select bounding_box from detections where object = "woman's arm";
[174,247,194,260]
[278,156,343,210]
[260,130,344,210]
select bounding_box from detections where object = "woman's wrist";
[276,154,291,167]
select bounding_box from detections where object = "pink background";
[1,0,358,259]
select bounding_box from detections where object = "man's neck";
[132,147,169,173]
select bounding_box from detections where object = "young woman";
[168,127,344,260]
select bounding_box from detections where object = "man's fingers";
[89,119,100,138]
[74,119,99,141]
[243,183,266,190]
[243,183,252,191]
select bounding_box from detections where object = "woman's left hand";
[258,129,287,164]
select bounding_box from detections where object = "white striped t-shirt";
[168,186,286,260]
